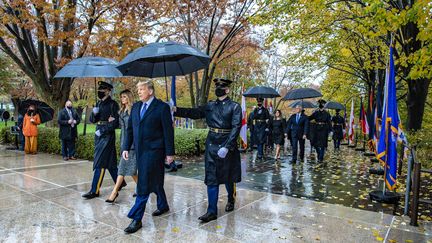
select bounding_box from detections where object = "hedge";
[0,126,208,160]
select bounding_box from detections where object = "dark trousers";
[90,168,118,194]
[127,187,169,221]
[291,137,305,162]
[207,183,236,215]
[61,139,75,158]
[315,147,326,161]
[257,144,264,158]
[333,139,341,149]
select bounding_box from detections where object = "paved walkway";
[0,147,430,242]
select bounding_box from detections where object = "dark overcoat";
[331,114,345,140]
[286,113,309,139]
[309,109,332,148]
[123,98,175,195]
[175,97,242,186]
[90,96,120,169]
[251,106,270,144]
[58,108,81,140]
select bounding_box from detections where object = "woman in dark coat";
[270,109,286,160]
[331,109,345,150]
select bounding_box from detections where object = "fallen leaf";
[215,225,222,229]
[172,227,180,233]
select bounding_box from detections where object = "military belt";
[96,121,109,125]
[253,119,267,125]
[209,127,232,134]
[316,122,327,125]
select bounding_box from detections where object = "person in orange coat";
[22,105,41,154]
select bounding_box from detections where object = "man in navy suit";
[285,105,309,163]
[122,80,175,234]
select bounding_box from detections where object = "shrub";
[0,126,208,160]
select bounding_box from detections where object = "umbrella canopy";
[18,99,54,123]
[288,100,317,109]
[116,41,211,77]
[283,88,322,100]
[243,86,280,98]
[53,56,123,78]
[325,101,345,110]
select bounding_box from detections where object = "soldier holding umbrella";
[243,86,280,160]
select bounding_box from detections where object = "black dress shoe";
[225,202,235,212]
[152,208,169,216]
[198,212,217,222]
[124,220,142,234]
[119,181,127,191]
[82,191,99,199]
[105,192,119,203]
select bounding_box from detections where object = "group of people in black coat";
[248,99,346,163]
[73,79,243,235]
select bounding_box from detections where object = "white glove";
[92,107,99,114]
[95,130,101,137]
[265,128,269,132]
[217,147,229,159]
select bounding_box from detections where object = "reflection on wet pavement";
[0,145,430,242]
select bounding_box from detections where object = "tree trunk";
[406,78,430,131]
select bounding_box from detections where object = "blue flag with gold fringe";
[377,46,399,190]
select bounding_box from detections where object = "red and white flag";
[348,98,355,145]
[240,86,248,149]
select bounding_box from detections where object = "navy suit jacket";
[286,113,309,139]
[123,97,174,195]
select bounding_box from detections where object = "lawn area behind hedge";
[0,126,207,161]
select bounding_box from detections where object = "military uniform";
[331,111,345,149]
[251,98,270,159]
[83,81,122,199]
[309,100,332,162]
[174,78,241,222]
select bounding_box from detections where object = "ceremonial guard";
[309,100,332,162]
[83,81,124,199]
[174,78,242,222]
[251,98,270,160]
[331,109,345,150]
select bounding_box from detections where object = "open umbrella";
[116,41,211,99]
[53,56,123,100]
[283,88,322,100]
[242,86,280,98]
[324,101,345,110]
[18,99,54,123]
[288,100,316,109]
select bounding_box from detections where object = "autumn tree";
[163,0,263,107]
[255,0,432,130]
[0,0,173,117]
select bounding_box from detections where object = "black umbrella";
[116,41,211,99]
[243,86,280,98]
[53,56,123,100]
[325,101,345,110]
[283,88,322,100]
[288,100,316,109]
[18,99,54,123]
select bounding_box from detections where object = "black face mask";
[257,103,262,107]
[319,104,324,109]
[215,87,226,97]
[66,106,72,109]
[98,91,106,99]
[27,110,34,115]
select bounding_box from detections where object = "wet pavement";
[0,145,431,242]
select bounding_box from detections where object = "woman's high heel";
[105,192,119,203]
